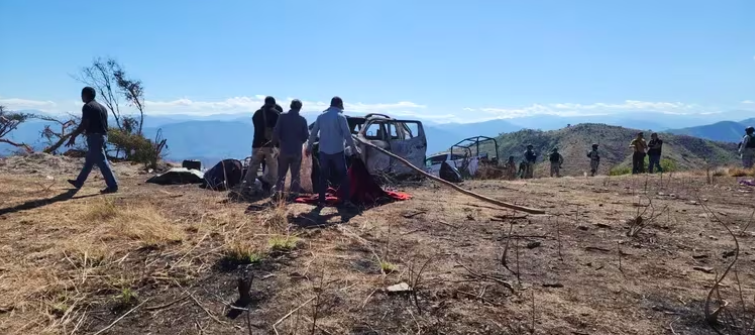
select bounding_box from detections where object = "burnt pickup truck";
[308,113,427,186]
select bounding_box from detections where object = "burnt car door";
[386,120,427,176]
[356,119,392,175]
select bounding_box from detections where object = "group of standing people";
[239,96,356,209]
[629,132,664,174]
[501,143,601,179]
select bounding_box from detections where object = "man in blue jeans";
[66,87,119,194]
[305,96,356,208]
[647,132,663,173]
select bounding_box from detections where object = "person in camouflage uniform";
[523,145,537,179]
[587,143,600,176]
[740,126,755,169]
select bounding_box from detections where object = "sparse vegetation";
[379,261,398,273]
[3,154,755,334]
[268,235,300,251]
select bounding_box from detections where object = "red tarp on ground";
[295,158,411,206]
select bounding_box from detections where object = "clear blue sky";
[1,0,753,121]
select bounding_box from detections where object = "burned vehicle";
[308,113,427,188]
[426,136,500,180]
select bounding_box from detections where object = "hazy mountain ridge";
[0,110,749,170]
[481,123,739,176]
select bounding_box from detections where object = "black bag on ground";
[182,159,202,170]
[201,159,243,191]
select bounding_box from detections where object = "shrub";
[609,166,632,176]
[107,128,167,169]
[660,158,677,172]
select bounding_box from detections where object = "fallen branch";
[354,137,545,214]
[273,297,316,335]
[92,298,150,335]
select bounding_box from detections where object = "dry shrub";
[81,198,185,248]
[475,164,504,179]
[727,167,755,177]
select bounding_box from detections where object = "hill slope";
[484,123,739,176]
[667,121,746,143]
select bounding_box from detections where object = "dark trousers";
[632,152,646,174]
[275,153,302,194]
[318,151,349,204]
[74,134,118,189]
[648,154,662,173]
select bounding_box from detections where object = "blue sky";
[1,0,754,122]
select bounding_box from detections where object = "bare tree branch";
[0,105,34,153]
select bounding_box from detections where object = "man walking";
[549,148,564,177]
[740,127,755,168]
[629,132,647,174]
[242,96,281,194]
[647,132,663,173]
[272,99,309,199]
[306,97,356,208]
[587,143,600,176]
[66,87,118,194]
[523,145,537,179]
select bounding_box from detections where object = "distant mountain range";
[666,118,755,143]
[1,109,752,168]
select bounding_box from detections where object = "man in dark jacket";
[66,86,119,194]
[549,148,564,177]
[272,99,309,198]
[647,132,663,173]
[241,96,282,193]
[523,145,537,179]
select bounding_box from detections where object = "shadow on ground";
[0,189,98,216]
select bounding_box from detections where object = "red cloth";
[295,158,411,206]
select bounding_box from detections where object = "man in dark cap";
[65,86,119,193]
[241,96,282,193]
[272,99,309,199]
[306,96,356,208]
[740,126,755,168]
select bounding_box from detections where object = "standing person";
[272,99,309,199]
[647,132,664,173]
[629,132,647,174]
[241,96,281,194]
[523,145,537,179]
[306,97,356,208]
[549,148,564,177]
[740,127,755,168]
[65,87,118,194]
[587,143,600,176]
[504,156,517,180]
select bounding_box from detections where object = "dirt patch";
[1,157,755,334]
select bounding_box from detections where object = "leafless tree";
[37,114,78,154]
[113,68,145,135]
[0,105,33,153]
[78,57,146,135]
[78,57,125,130]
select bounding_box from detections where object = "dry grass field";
[2,154,755,334]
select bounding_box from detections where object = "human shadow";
[0,189,98,216]
[289,206,360,228]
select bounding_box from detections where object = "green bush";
[107,129,166,169]
[609,166,632,176]
[660,158,677,172]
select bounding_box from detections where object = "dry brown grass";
[3,157,755,334]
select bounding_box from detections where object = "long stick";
[354,138,545,214]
